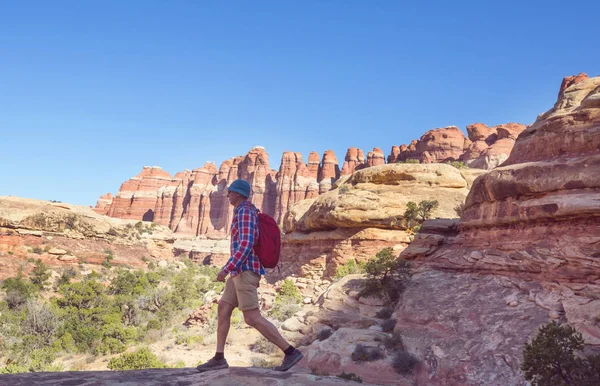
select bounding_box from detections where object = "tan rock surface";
[294,163,481,232]
[0,196,176,280]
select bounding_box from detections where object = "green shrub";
[107,347,167,370]
[278,279,302,303]
[22,299,60,344]
[338,185,350,194]
[521,322,600,386]
[359,248,412,302]
[250,356,278,368]
[351,344,384,362]
[269,297,301,322]
[0,363,29,374]
[335,259,364,278]
[454,202,465,218]
[392,350,418,374]
[31,246,44,255]
[250,336,279,354]
[2,272,38,309]
[403,200,439,229]
[30,259,51,290]
[446,161,468,169]
[337,372,363,383]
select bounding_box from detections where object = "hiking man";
[197,179,303,373]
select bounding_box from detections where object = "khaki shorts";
[220,270,261,311]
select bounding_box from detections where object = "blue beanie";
[228,179,251,198]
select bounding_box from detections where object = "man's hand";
[217,270,228,282]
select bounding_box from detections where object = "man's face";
[227,190,239,206]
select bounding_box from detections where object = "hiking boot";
[196,357,229,373]
[274,349,303,371]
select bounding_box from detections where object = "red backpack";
[253,211,281,269]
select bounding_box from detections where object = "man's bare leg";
[217,300,235,352]
[242,308,289,350]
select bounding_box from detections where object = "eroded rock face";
[107,166,172,221]
[279,163,484,278]
[274,152,319,223]
[460,123,527,169]
[95,148,348,236]
[293,163,481,232]
[340,147,366,175]
[92,193,113,215]
[401,74,600,345]
[387,123,526,170]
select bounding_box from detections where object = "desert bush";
[404,200,439,229]
[251,356,278,368]
[454,202,465,218]
[107,347,167,370]
[31,246,44,254]
[21,299,60,344]
[375,307,394,319]
[446,161,468,169]
[337,372,363,383]
[269,279,302,321]
[338,185,350,194]
[335,259,364,278]
[521,322,600,386]
[30,259,51,290]
[2,272,38,309]
[250,335,279,355]
[278,279,302,303]
[56,268,77,288]
[359,248,412,302]
[317,328,334,341]
[384,331,405,350]
[0,363,29,374]
[392,350,419,374]
[381,319,396,333]
[351,344,384,362]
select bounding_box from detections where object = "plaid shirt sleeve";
[222,204,257,274]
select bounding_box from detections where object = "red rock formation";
[404,74,600,286]
[340,147,366,175]
[237,146,277,217]
[387,123,526,170]
[317,150,340,194]
[107,166,172,221]
[307,151,320,179]
[366,147,385,167]
[460,122,527,169]
[92,193,113,215]
[416,126,467,163]
[558,72,588,99]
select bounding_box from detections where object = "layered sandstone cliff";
[401,73,600,344]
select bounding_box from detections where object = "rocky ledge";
[0,366,378,386]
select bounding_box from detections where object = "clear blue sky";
[1,0,598,206]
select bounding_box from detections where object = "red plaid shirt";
[222,201,266,277]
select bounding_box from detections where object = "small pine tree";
[522,322,600,386]
[359,247,412,302]
[403,200,439,229]
[30,259,51,290]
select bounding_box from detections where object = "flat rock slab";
[0,367,379,386]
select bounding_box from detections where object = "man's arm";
[221,206,257,276]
